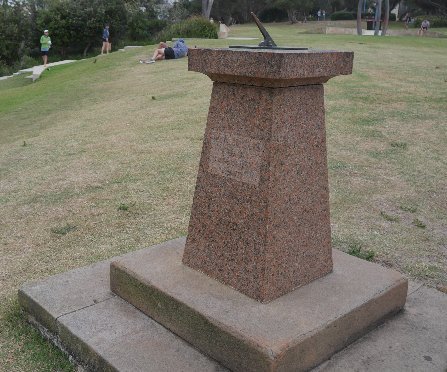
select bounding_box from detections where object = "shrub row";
[331,11,397,21]
[330,11,355,20]
[0,55,42,77]
[414,16,447,28]
[158,16,218,41]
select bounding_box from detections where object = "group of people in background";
[317,9,326,21]
[403,13,430,35]
[38,13,432,68]
[39,24,112,67]
[39,23,188,67]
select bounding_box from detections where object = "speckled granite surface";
[188,48,353,87]
[183,48,353,303]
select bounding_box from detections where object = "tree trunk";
[18,40,26,67]
[382,0,390,36]
[287,9,297,23]
[357,0,364,35]
[83,42,91,58]
[202,0,214,19]
[374,0,382,36]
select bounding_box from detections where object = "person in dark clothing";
[101,25,110,55]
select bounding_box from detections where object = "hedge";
[157,16,218,41]
[330,11,355,20]
[414,16,447,28]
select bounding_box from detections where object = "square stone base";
[111,238,408,372]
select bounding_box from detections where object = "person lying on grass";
[139,39,189,64]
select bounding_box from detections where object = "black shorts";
[102,38,109,42]
[164,47,175,60]
[422,26,428,30]
[41,50,49,56]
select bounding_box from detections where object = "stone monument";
[19,17,409,372]
[110,16,408,372]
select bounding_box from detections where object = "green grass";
[380,211,401,222]
[413,218,427,229]
[50,224,77,235]
[347,243,376,261]
[1,22,447,370]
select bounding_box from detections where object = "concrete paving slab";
[25,60,76,81]
[19,239,226,371]
[58,296,227,372]
[111,238,408,372]
[314,285,447,372]
[19,260,114,333]
[19,238,446,372]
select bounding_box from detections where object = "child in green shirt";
[40,30,52,67]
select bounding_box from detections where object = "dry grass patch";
[0,27,446,370]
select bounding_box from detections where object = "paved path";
[1,47,144,82]
[0,60,76,82]
[24,60,76,82]
[19,244,447,372]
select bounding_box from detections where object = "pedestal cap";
[188,48,354,87]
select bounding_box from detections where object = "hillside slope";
[1,28,446,370]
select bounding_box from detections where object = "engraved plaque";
[208,131,263,186]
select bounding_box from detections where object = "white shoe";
[147,59,155,64]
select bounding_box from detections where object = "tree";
[356,0,363,35]
[275,0,314,23]
[381,0,390,36]
[408,0,447,15]
[37,0,128,57]
[202,0,214,19]
[0,1,31,66]
[374,0,382,35]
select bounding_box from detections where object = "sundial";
[229,12,308,50]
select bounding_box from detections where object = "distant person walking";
[322,10,326,20]
[101,25,110,55]
[317,9,321,21]
[40,30,51,67]
[404,13,411,29]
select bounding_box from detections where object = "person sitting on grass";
[139,39,188,64]
[418,19,430,35]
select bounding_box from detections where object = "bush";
[259,7,288,23]
[128,12,167,41]
[414,16,447,28]
[157,16,218,41]
[362,13,396,21]
[330,11,355,20]
[361,12,372,19]
[20,55,41,69]
[0,60,13,77]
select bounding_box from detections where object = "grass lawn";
[0,23,446,370]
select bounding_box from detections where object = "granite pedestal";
[182,48,353,303]
[18,47,411,372]
[109,48,408,371]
